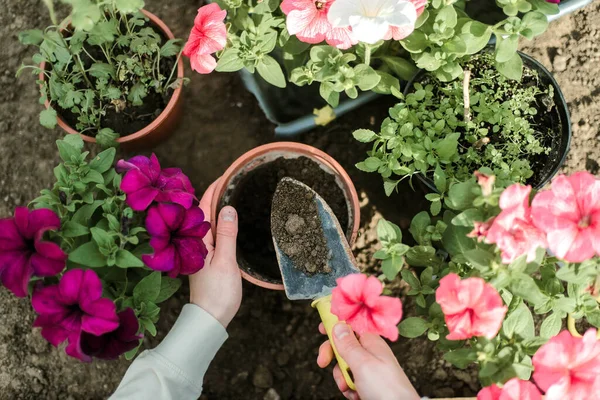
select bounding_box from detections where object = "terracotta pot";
[211,143,361,290]
[39,9,184,149]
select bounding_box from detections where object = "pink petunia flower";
[183,4,227,74]
[81,308,143,360]
[31,269,119,361]
[467,218,494,243]
[533,329,600,400]
[117,154,196,212]
[0,207,66,297]
[436,273,507,341]
[474,171,496,197]
[142,203,210,278]
[485,184,547,263]
[530,172,600,263]
[330,273,403,341]
[281,0,357,50]
[383,0,428,41]
[478,379,542,400]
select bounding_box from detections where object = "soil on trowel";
[229,156,349,282]
[271,179,331,276]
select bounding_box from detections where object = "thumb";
[332,323,371,368]
[213,206,238,265]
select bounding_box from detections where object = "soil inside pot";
[464,0,506,25]
[227,156,349,283]
[54,15,176,138]
[271,179,331,276]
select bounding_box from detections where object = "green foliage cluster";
[213,0,418,107]
[18,0,185,147]
[31,135,181,359]
[354,52,554,199]
[402,0,559,81]
[374,176,600,387]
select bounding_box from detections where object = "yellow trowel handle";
[311,295,356,391]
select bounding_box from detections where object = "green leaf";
[377,219,402,243]
[540,312,562,338]
[115,249,144,268]
[460,21,492,54]
[124,340,142,360]
[382,257,403,281]
[72,200,103,224]
[529,0,560,15]
[372,71,401,95]
[40,108,58,129]
[383,180,399,197]
[91,227,113,250]
[353,129,377,143]
[382,57,418,81]
[114,0,145,13]
[442,224,475,257]
[436,5,457,28]
[216,49,244,72]
[89,63,116,80]
[96,128,120,149]
[128,82,147,106]
[319,82,339,107]
[354,64,381,91]
[256,56,286,88]
[409,211,431,245]
[89,148,116,173]
[356,157,382,173]
[82,169,104,184]
[400,31,428,53]
[452,209,483,227]
[19,29,44,46]
[140,318,157,336]
[433,132,460,162]
[401,270,421,289]
[495,52,524,81]
[444,349,477,369]
[406,246,438,267]
[69,241,107,267]
[433,164,447,193]
[56,139,80,162]
[399,317,429,338]
[133,272,162,304]
[462,248,495,270]
[62,221,89,237]
[70,0,102,31]
[503,303,534,339]
[495,35,519,63]
[521,11,548,37]
[155,277,182,303]
[160,39,181,57]
[445,181,478,211]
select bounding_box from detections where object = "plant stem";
[164,50,183,91]
[364,44,372,67]
[463,69,471,123]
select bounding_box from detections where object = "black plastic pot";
[404,50,571,192]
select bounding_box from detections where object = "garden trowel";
[271,177,359,391]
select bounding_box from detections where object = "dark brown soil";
[225,156,349,284]
[271,179,331,276]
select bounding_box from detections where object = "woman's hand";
[317,322,420,400]
[190,179,242,328]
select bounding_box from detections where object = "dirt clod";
[272,179,332,276]
[253,365,274,389]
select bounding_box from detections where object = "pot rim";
[404,48,572,192]
[38,9,185,144]
[211,142,361,291]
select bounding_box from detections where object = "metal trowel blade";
[271,178,359,301]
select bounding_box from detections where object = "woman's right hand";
[317,322,421,400]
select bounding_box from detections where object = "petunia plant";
[361,170,600,398]
[0,134,210,361]
[17,0,186,146]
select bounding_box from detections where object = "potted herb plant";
[350,170,600,398]
[211,142,360,290]
[0,134,207,361]
[354,49,570,202]
[18,0,186,148]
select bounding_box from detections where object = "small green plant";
[17,0,185,146]
[401,0,559,81]
[354,52,556,201]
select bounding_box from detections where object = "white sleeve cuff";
[152,303,228,388]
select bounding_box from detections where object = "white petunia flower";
[327,0,418,44]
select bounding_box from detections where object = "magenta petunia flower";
[142,203,210,278]
[32,269,119,361]
[0,207,66,297]
[117,154,196,212]
[81,308,143,360]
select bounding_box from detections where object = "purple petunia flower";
[142,203,210,278]
[117,154,196,211]
[546,0,559,3]
[81,307,143,360]
[32,269,119,362]
[0,207,66,297]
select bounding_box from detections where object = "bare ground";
[0,1,598,399]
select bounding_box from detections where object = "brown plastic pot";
[211,143,361,291]
[39,9,184,149]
